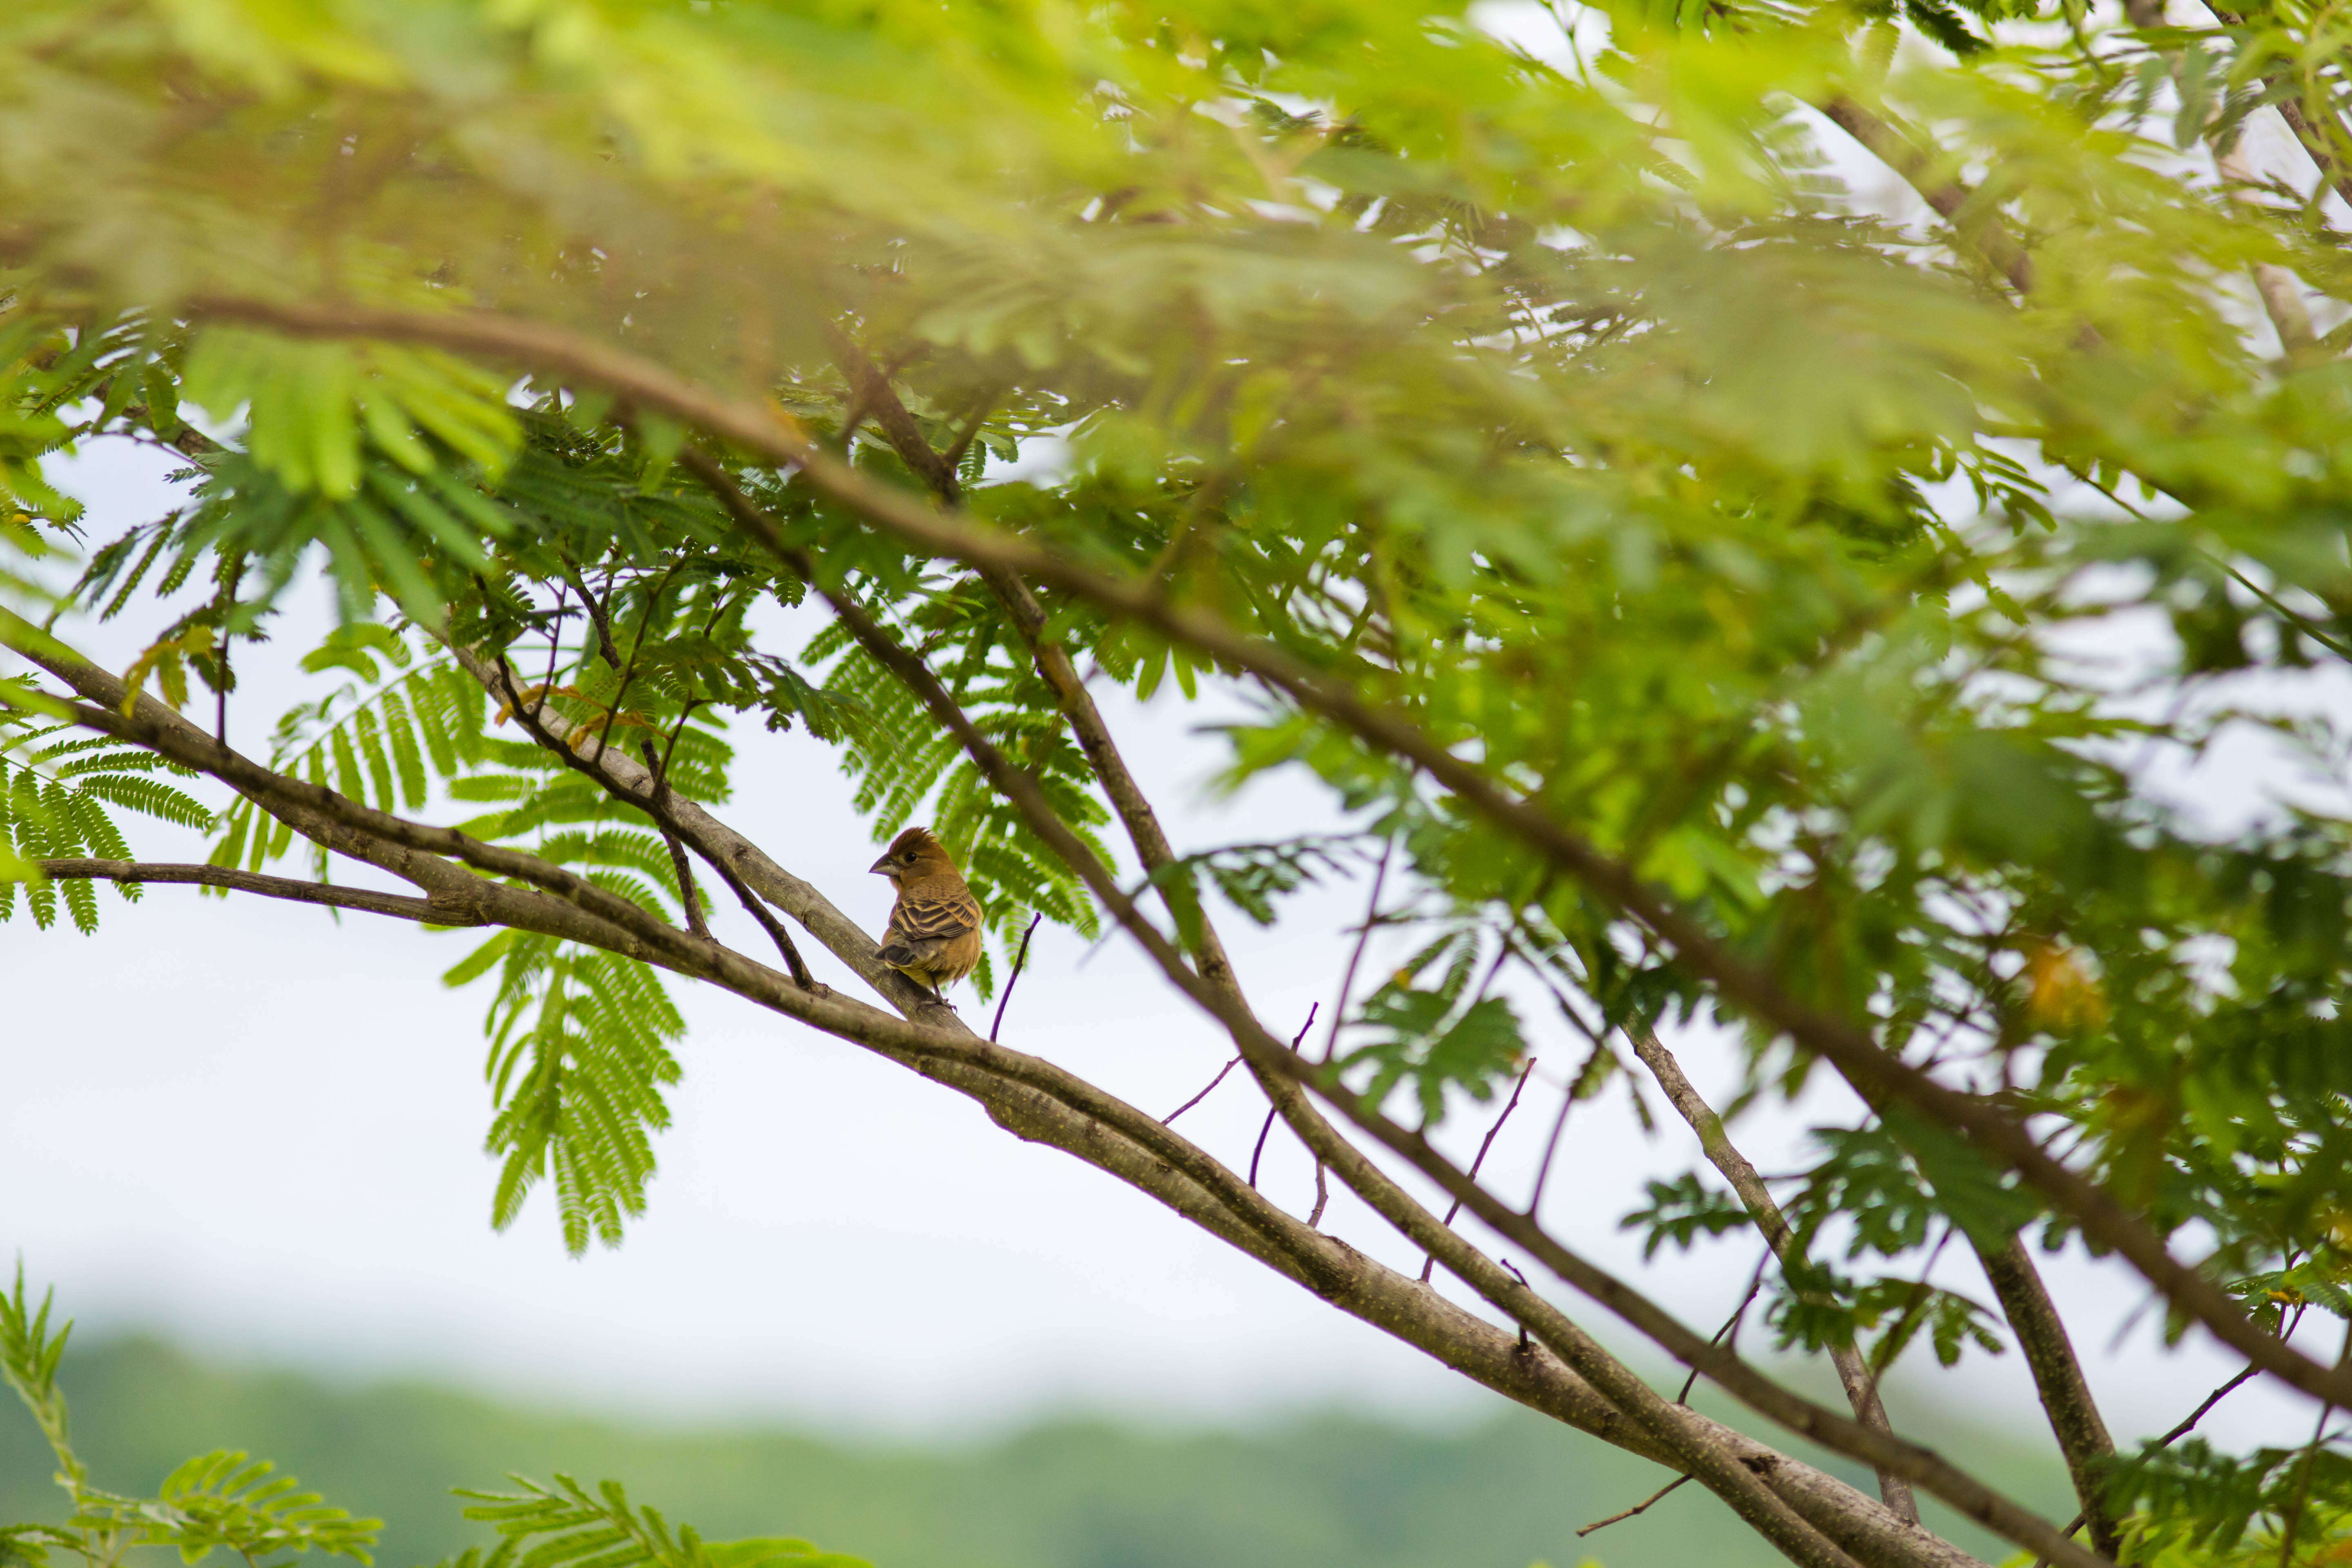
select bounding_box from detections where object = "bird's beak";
[868,853,893,875]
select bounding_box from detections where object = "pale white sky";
[0,432,2333,1471]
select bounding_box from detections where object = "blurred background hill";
[0,1337,2069,1568]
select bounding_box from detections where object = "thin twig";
[559,554,622,668]
[990,912,1044,1042]
[541,582,568,695]
[1527,1029,1611,1218]
[1247,1104,1280,1189]
[1421,1057,1537,1283]
[494,645,813,985]
[1163,1055,1242,1124]
[941,389,1003,472]
[590,558,685,765]
[1321,833,1395,1063]
[2159,1365,2259,1447]
[637,738,709,940]
[1681,1253,1771,1403]
[212,559,243,748]
[1309,834,1394,1218]
[1498,1258,1532,1348]
[1250,1006,1319,1189]
[2025,1359,2274,1568]
[2275,1321,2352,1568]
[1579,1475,1692,1537]
[1868,1225,1956,1379]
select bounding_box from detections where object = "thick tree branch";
[29,860,479,924]
[1974,1238,2121,1559]
[1627,1026,1920,1526]
[174,294,2352,1425]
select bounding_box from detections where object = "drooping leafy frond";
[3,1269,381,1566]
[0,707,213,931]
[439,1474,868,1568]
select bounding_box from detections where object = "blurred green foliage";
[0,1337,2071,1568]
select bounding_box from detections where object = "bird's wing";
[890,884,982,946]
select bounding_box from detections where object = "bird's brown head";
[869,826,960,885]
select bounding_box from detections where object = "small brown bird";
[869,826,984,1005]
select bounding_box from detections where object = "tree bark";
[1626,1025,1921,1526]
[1974,1237,2121,1561]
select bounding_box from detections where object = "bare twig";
[1628,1025,1920,1523]
[1528,1028,1611,1218]
[1681,1254,1771,1404]
[2157,1365,2260,1447]
[1252,1005,1319,1189]
[493,643,814,985]
[1323,834,1396,1062]
[31,859,479,924]
[1422,1057,1537,1283]
[2275,1322,2352,1568]
[1247,1104,1280,1189]
[1164,1055,1243,1124]
[213,559,239,748]
[1499,1259,1533,1349]
[1580,1475,1692,1537]
[637,738,709,941]
[2027,1363,2266,1568]
[990,912,1044,1042]
[1311,832,1396,1224]
[942,390,1002,472]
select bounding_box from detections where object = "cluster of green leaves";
[1335,927,1531,1125]
[1,1269,380,1568]
[2116,1438,2352,1567]
[0,709,211,930]
[2,1274,866,1568]
[438,1476,866,1568]
[1140,836,1373,929]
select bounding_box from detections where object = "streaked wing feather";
[892,888,980,943]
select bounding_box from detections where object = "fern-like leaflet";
[0,697,214,932]
[439,1475,867,1568]
[2,1267,380,1568]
